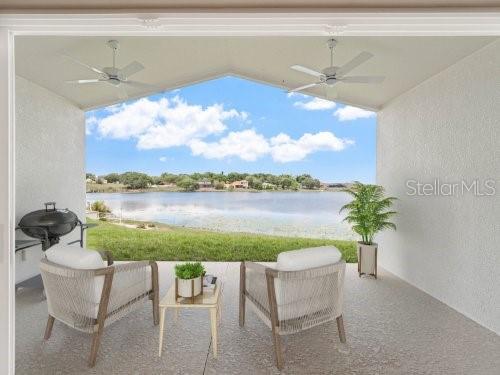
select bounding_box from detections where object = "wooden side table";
[158,280,222,358]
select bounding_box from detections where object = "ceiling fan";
[289,39,385,98]
[64,40,156,99]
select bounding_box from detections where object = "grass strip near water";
[86,218,357,263]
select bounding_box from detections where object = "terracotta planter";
[357,242,378,278]
[176,276,202,298]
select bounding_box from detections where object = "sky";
[85,76,376,183]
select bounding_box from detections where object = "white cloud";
[294,97,336,111]
[286,92,308,99]
[334,105,375,121]
[85,116,98,135]
[94,96,247,150]
[240,111,249,121]
[190,129,353,163]
[270,132,353,163]
[190,129,270,162]
[92,95,354,163]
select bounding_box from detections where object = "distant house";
[86,178,94,183]
[231,180,249,189]
[327,183,346,188]
[198,179,212,188]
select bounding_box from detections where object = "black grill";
[17,202,85,250]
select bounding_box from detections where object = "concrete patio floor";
[16,262,500,374]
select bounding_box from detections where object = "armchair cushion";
[45,245,106,270]
[276,246,342,271]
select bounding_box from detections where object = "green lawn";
[86,218,357,263]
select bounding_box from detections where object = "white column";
[0,27,15,375]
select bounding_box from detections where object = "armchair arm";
[243,261,277,275]
[112,260,151,273]
[97,250,114,266]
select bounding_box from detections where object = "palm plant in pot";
[175,262,205,301]
[340,182,397,278]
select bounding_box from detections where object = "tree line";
[86,171,322,191]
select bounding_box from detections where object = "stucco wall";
[377,40,500,334]
[15,76,85,283]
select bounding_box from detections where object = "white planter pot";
[177,276,202,298]
[357,242,378,278]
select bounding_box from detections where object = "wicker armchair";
[239,247,346,369]
[39,249,159,367]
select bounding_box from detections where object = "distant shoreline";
[86,187,346,194]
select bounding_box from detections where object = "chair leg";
[151,261,160,325]
[44,315,55,340]
[88,269,113,367]
[270,328,284,370]
[266,271,284,370]
[152,293,159,325]
[336,315,346,343]
[89,326,104,367]
[239,262,246,327]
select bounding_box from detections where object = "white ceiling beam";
[1,12,500,36]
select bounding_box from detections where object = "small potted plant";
[174,262,205,301]
[340,182,397,278]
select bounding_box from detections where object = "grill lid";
[18,202,79,240]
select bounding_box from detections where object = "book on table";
[203,275,217,290]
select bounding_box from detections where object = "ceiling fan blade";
[338,76,385,84]
[66,79,106,84]
[336,51,373,77]
[123,80,158,90]
[289,82,321,92]
[291,65,324,78]
[120,61,144,78]
[61,54,105,75]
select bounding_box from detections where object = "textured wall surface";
[377,40,500,334]
[15,76,85,283]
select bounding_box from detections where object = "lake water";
[86,191,356,240]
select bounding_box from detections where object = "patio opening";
[83,74,375,264]
[13,35,500,373]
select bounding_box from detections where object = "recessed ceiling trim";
[1,12,500,36]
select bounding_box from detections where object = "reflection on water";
[87,191,356,240]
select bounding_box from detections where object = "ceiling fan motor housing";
[322,66,337,77]
[325,77,338,85]
[102,66,122,84]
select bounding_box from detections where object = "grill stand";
[15,219,91,296]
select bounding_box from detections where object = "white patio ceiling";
[15,36,496,111]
